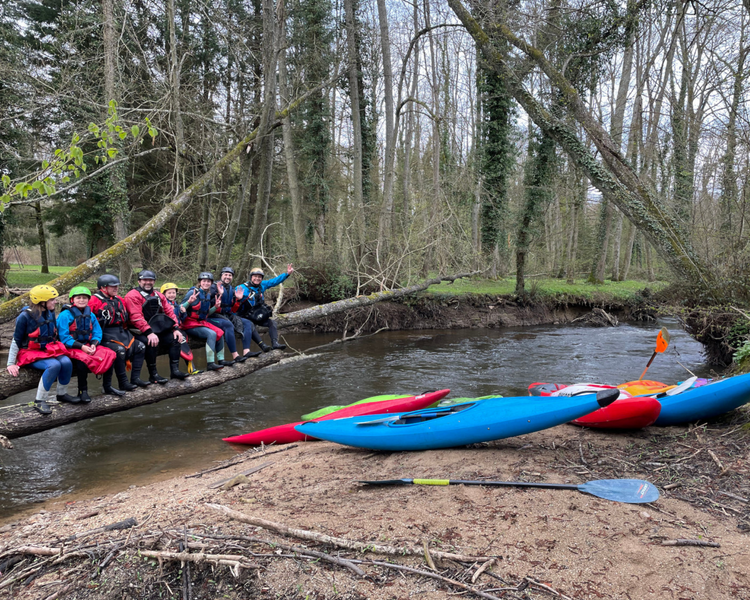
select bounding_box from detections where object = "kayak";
[655,372,750,425]
[293,390,619,451]
[301,394,411,420]
[223,389,451,445]
[548,385,662,429]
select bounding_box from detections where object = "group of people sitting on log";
[5,264,294,415]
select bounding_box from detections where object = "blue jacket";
[13,308,58,350]
[58,306,103,349]
[236,272,289,309]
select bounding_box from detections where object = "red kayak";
[529,382,661,429]
[223,389,451,445]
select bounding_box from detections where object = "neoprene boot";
[103,370,126,396]
[78,390,92,403]
[258,342,271,353]
[234,354,248,363]
[271,340,287,350]
[207,362,223,371]
[170,360,188,380]
[34,400,52,415]
[56,383,80,404]
[148,363,168,385]
[217,347,234,367]
[243,350,262,358]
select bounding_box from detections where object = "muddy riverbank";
[1,408,749,600]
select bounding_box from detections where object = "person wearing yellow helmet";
[234,264,294,352]
[5,285,77,414]
[57,286,117,403]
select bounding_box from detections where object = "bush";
[296,264,356,303]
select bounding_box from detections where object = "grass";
[5,265,195,292]
[422,276,668,300]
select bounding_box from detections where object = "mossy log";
[0,352,285,440]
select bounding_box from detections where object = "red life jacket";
[93,291,129,328]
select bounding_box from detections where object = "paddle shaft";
[409,479,581,490]
[639,352,657,380]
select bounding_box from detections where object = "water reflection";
[0,319,710,518]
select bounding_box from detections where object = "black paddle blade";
[359,479,413,486]
[596,388,620,407]
[578,479,659,504]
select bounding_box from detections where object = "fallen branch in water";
[205,503,493,562]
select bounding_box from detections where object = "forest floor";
[1,407,749,600]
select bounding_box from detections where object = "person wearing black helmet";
[207,266,250,364]
[88,273,149,395]
[124,270,188,383]
[180,272,227,371]
[234,264,294,351]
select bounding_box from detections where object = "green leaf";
[148,127,158,140]
[107,148,118,158]
[15,182,26,195]
[131,125,140,138]
[42,160,49,170]
[0,194,11,210]
[94,156,100,164]
[32,181,42,191]
[2,174,10,188]
[118,131,127,140]
[62,176,71,183]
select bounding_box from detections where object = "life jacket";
[185,287,213,321]
[137,287,175,334]
[93,291,129,328]
[246,284,264,307]
[166,298,185,325]
[64,305,94,344]
[212,283,234,314]
[23,308,57,351]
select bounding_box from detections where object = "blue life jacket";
[67,306,94,343]
[20,308,57,350]
[185,287,213,321]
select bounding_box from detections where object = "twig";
[471,558,495,583]
[524,576,574,600]
[300,327,389,354]
[423,540,437,571]
[661,539,720,548]
[63,517,137,542]
[707,449,729,475]
[719,491,749,503]
[206,503,492,562]
[139,550,260,570]
[207,461,273,489]
[185,445,297,478]
[366,560,504,600]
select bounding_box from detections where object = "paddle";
[639,327,670,381]
[359,477,659,504]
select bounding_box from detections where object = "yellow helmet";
[29,285,59,304]
[160,282,179,294]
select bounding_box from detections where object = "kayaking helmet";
[249,267,264,279]
[138,269,157,280]
[221,266,235,275]
[160,282,179,294]
[29,285,59,304]
[97,274,120,289]
[198,271,214,282]
[69,286,91,300]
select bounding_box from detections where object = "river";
[0,319,712,519]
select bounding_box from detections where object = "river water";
[0,319,712,519]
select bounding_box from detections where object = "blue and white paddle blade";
[579,479,660,504]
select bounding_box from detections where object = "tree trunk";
[611,209,623,281]
[199,185,210,270]
[103,0,131,284]
[620,220,637,280]
[33,201,49,274]
[376,0,396,257]
[343,0,365,255]
[279,5,306,262]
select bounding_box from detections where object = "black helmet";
[198,271,214,282]
[221,266,235,275]
[97,274,120,289]
[138,269,157,280]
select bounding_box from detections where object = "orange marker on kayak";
[639,327,670,381]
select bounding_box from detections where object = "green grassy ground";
[5,265,194,292]
[423,276,667,300]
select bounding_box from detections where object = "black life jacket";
[64,305,94,343]
[23,308,57,350]
[93,291,128,328]
[137,287,175,334]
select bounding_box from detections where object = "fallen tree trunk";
[0,352,285,440]
[0,272,475,401]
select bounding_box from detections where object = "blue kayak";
[294,390,619,451]
[655,372,750,426]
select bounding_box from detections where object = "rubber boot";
[103,370,126,396]
[271,340,287,351]
[130,346,149,387]
[34,386,52,415]
[56,383,80,404]
[148,363,168,385]
[258,342,271,353]
[170,360,188,380]
[79,390,92,403]
[114,360,138,391]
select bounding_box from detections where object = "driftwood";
[661,539,721,548]
[139,550,260,571]
[0,352,285,440]
[206,503,493,562]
